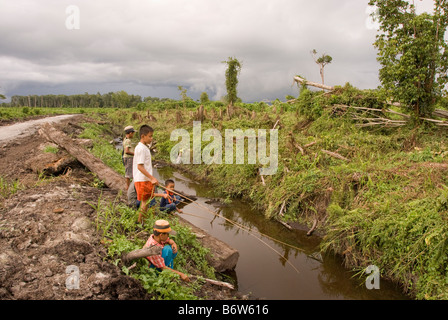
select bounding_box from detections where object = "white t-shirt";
[132,142,153,182]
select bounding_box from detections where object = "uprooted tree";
[369,0,448,119]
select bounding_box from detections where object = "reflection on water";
[153,166,409,300]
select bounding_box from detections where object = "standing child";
[133,125,167,224]
[123,126,135,190]
[160,179,183,214]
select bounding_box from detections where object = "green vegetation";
[78,122,125,176]
[44,145,59,154]
[311,49,333,86]
[77,121,224,299]
[90,195,215,300]
[200,92,210,104]
[222,57,242,105]
[82,84,448,299]
[369,0,448,118]
[0,176,23,199]
[3,92,144,109]
[6,72,447,299]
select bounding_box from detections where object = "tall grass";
[89,193,216,300]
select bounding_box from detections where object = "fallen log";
[433,109,448,119]
[38,123,127,192]
[27,152,79,176]
[121,246,162,264]
[293,76,334,91]
[39,123,239,272]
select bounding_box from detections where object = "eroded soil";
[0,117,237,300]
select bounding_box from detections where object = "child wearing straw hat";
[143,219,190,282]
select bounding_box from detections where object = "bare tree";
[311,49,333,88]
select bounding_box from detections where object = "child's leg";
[173,195,182,205]
[138,200,148,223]
[160,203,176,213]
[149,197,157,208]
[161,244,178,269]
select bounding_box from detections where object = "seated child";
[143,219,189,282]
[160,179,183,214]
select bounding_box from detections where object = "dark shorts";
[123,157,133,178]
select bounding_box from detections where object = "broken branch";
[321,149,350,162]
[293,75,334,91]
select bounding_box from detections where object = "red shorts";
[134,181,155,202]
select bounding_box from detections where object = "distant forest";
[1,91,175,109]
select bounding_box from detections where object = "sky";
[0,0,437,103]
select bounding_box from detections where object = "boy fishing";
[133,124,167,224]
[160,179,183,214]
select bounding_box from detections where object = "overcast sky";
[0,0,436,103]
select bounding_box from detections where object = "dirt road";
[0,115,78,146]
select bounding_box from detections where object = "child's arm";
[167,238,178,253]
[124,139,134,156]
[137,164,158,185]
[154,192,168,199]
[124,146,134,156]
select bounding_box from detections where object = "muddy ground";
[0,116,238,300]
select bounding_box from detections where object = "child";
[143,219,189,282]
[133,125,167,224]
[160,179,183,214]
[123,126,135,190]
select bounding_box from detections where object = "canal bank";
[152,165,408,300]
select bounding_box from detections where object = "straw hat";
[153,219,176,235]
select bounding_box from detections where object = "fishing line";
[158,184,302,274]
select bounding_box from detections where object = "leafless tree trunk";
[293,76,334,91]
[39,123,127,192]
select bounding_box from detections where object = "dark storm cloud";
[0,0,436,102]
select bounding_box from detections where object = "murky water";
[152,166,409,300]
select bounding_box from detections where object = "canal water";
[152,165,409,300]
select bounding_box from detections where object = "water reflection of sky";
[153,166,408,300]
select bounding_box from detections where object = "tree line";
[1,58,245,110]
[1,91,151,109]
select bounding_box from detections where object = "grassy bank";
[91,196,216,299]
[86,87,448,300]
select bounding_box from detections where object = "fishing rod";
[157,184,302,274]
